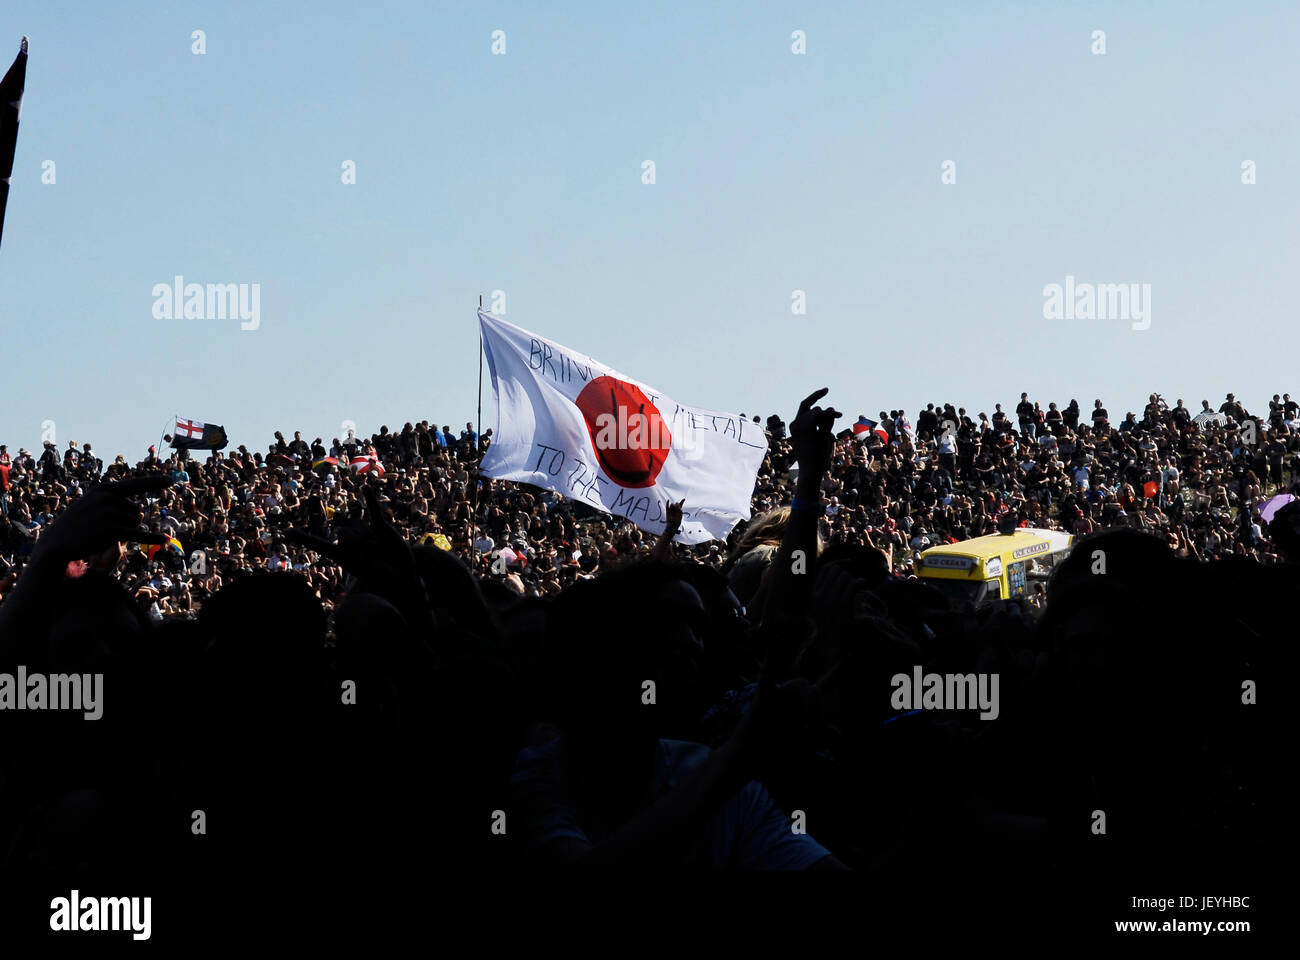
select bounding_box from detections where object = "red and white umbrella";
[351,454,386,477]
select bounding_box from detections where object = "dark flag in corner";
[168,417,229,451]
[0,37,27,251]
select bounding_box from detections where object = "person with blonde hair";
[723,505,825,610]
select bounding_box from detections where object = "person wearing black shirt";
[1064,399,1081,430]
[1092,400,1109,428]
[289,431,311,461]
[915,405,934,440]
[1219,394,1246,422]
[1016,393,1035,439]
[38,442,61,482]
[1266,436,1286,487]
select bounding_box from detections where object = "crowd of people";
[0,387,1279,919]
[3,391,1297,617]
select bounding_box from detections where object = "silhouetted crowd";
[0,389,1279,920]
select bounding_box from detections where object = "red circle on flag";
[575,375,672,488]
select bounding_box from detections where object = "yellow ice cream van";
[916,527,1075,608]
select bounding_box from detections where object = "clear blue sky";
[2,1,1297,459]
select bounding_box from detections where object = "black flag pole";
[475,294,485,520]
[477,294,483,449]
[159,415,174,463]
[0,36,29,253]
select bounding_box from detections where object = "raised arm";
[0,475,172,658]
[763,388,840,672]
[650,498,685,562]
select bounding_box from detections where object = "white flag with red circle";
[477,310,767,544]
